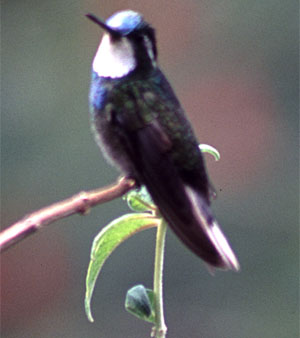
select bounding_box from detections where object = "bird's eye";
[136,34,145,42]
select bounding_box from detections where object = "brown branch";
[0,177,135,253]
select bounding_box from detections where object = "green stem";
[152,218,168,338]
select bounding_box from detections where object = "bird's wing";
[112,86,239,270]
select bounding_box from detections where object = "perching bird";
[87,10,239,271]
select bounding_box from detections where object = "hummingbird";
[86,10,239,271]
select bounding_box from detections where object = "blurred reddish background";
[1,1,298,337]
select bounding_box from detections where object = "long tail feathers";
[130,125,240,270]
[142,172,240,270]
[184,186,240,271]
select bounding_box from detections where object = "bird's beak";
[86,13,121,39]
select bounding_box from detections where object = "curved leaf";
[199,144,221,161]
[85,213,160,322]
[125,186,155,212]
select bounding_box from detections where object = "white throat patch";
[92,34,136,78]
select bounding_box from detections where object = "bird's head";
[87,10,157,79]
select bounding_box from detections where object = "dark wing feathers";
[114,109,230,267]
[111,72,239,270]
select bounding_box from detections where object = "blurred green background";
[1,1,299,337]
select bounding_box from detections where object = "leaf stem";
[152,218,168,338]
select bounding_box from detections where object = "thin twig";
[152,218,168,338]
[0,177,135,253]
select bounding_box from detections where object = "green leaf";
[85,213,160,322]
[199,144,221,161]
[125,186,156,212]
[125,285,155,323]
